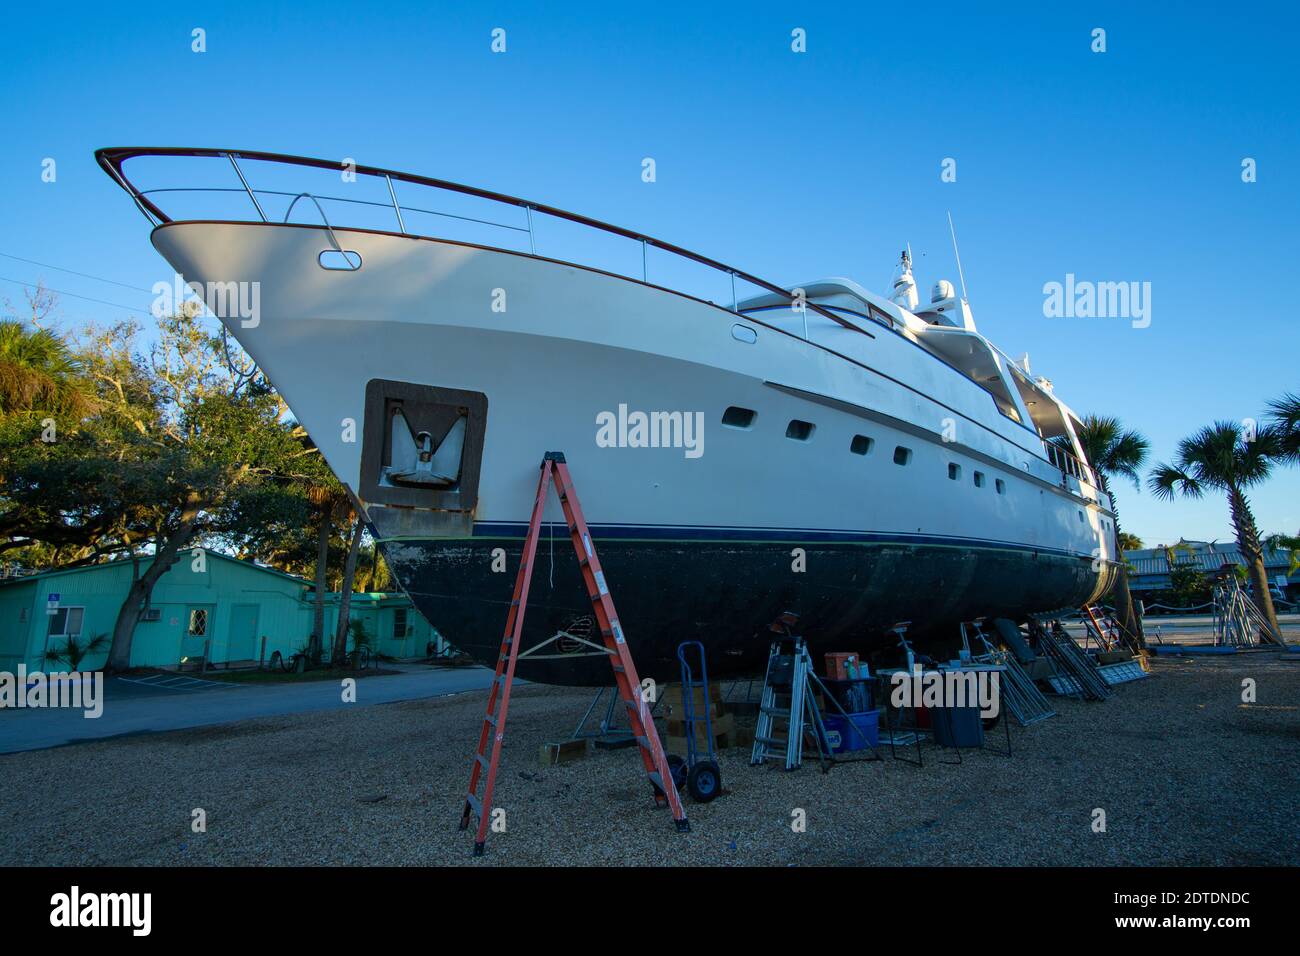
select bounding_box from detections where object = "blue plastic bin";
[822,710,879,753]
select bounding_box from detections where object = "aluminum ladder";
[750,634,831,771]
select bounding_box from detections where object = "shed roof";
[0,551,312,589]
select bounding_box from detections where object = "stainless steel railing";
[96,147,868,336]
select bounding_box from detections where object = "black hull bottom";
[379,535,1107,686]
[382,537,1108,686]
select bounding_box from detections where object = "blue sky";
[1,1,1296,547]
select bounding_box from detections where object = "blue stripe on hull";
[470,520,1088,560]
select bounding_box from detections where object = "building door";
[180,605,214,663]
[227,604,259,662]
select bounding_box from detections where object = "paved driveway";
[0,665,497,754]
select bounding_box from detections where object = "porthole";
[722,406,756,429]
[973,471,985,488]
[995,479,1006,494]
[893,446,912,466]
[948,463,961,481]
[850,435,874,455]
[786,420,815,441]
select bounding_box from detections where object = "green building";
[0,553,443,673]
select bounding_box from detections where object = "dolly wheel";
[687,760,721,803]
[667,754,688,789]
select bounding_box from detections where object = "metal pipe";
[226,153,267,222]
[525,205,536,254]
[385,174,408,234]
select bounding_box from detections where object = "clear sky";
[1,1,1296,547]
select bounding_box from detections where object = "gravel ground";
[2,647,1297,866]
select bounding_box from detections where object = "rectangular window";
[893,446,912,466]
[394,608,409,639]
[188,609,208,636]
[47,607,85,637]
[948,463,961,481]
[973,471,985,487]
[850,435,874,455]
[995,479,1006,494]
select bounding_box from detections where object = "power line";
[0,251,155,294]
[0,275,149,315]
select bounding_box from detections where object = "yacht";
[99,147,1117,684]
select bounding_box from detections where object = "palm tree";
[1117,532,1143,551]
[331,511,365,665]
[1267,393,1300,464]
[1149,421,1284,642]
[1075,415,1150,647]
[347,617,374,671]
[0,320,94,421]
[298,447,349,665]
[355,541,392,593]
[44,633,109,671]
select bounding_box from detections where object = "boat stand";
[570,685,636,746]
[879,699,925,767]
[878,622,925,766]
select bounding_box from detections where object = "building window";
[973,471,985,488]
[850,435,874,455]
[785,420,815,441]
[995,479,1006,494]
[188,609,208,636]
[394,608,409,639]
[948,463,961,481]
[893,446,912,466]
[1078,510,1085,523]
[46,607,85,638]
[722,406,756,429]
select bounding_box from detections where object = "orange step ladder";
[458,452,690,855]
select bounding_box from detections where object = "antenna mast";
[947,211,969,301]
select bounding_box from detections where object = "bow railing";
[96,146,868,337]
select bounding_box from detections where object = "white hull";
[154,222,1113,552]
[146,220,1115,682]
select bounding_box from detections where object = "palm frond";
[1149,463,1202,502]
[1076,413,1149,489]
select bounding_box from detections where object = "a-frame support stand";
[458,453,690,855]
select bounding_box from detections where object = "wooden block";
[538,739,588,766]
[666,732,732,757]
[666,712,735,743]
[730,725,755,749]
[661,683,723,708]
[660,699,727,721]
